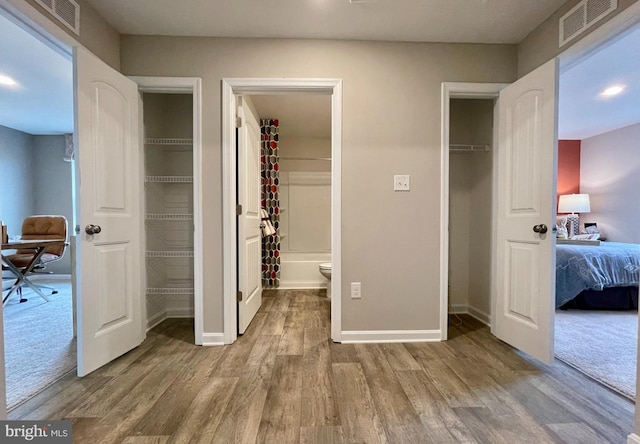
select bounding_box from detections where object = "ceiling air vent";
[34,0,80,35]
[559,0,617,47]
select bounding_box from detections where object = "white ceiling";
[558,25,640,140]
[250,95,331,139]
[86,0,565,44]
[0,13,73,135]
[0,1,639,141]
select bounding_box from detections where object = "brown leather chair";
[2,215,68,304]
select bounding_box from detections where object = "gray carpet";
[2,278,76,410]
[555,310,637,400]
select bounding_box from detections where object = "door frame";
[439,2,640,341]
[129,76,204,345]
[439,82,508,340]
[222,78,343,344]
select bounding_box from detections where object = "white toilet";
[319,262,332,299]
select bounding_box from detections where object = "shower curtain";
[261,118,280,287]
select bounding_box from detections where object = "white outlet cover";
[394,175,410,191]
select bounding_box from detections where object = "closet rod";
[280,156,332,161]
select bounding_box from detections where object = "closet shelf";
[145,138,193,145]
[146,250,194,258]
[449,144,490,152]
[146,287,194,295]
[146,214,193,220]
[145,176,193,183]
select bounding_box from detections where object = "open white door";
[74,47,144,376]
[493,59,558,364]
[237,97,263,334]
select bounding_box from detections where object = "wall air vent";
[34,0,80,35]
[559,0,617,47]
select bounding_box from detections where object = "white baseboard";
[166,307,194,318]
[341,329,441,343]
[627,433,640,444]
[448,304,491,326]
[276,282,325,290]
[201,332,225,346]
[467,305,491,325]
[146,311,167,331]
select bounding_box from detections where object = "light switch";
[394,175,410,191]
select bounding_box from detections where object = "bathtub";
[278,251,331,289]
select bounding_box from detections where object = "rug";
[2,278,76,410]
[555,310,637,400]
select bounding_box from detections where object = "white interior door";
[493,58,558,364]
[74,46,144,376]
[237,97,263,334]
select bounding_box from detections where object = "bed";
[556,241,640,309]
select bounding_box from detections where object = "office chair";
[2,215,68,304]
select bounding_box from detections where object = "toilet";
[319,262,332,299]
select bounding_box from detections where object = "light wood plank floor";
[10,289,634,443]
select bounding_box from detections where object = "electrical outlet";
[351,282,361,299]
[394,175,410,191]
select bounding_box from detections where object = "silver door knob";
[533,224,548,234]
[85,224,102,235]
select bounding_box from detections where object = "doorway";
[0,9,75,411]
[553,21,640,401]
[446,98,495,332]
[236,94,333,335]
[439,83,506,341]
[221,79,343,344]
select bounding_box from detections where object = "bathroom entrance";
[224,78,343,344]
[250,94,332,294]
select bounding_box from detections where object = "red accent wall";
[557,140,581,210]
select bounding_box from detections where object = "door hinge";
[236,204,243,216]
[237,291,243,302]
[236,116,242,128]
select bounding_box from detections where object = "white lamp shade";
[558,193,590,213]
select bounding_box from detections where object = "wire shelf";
[145,176,193,183]
[145,214,193,220]
[145,138,193,145]
[146,250,194,258]
[146,287,194,295]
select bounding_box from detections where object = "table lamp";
[558,193,590,238]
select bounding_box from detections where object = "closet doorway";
[447,98,495,330]
[440,82,507,341]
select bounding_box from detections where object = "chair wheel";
[19,298,27,303]
[52,290,58,295]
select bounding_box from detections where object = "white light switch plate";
[394,175,410,191]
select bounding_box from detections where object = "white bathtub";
[278,251,330,289]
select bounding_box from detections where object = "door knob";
[85,224,102,235]
[533,224,548,234]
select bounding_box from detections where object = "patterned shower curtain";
[261,118,280,287]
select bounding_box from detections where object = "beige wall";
[580,122,640,243]
[19,0,120,70]
[120,36,517,333]
[280,136,331,173]
[518,0,639,77]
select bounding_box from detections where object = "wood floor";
[10,289,635,443]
